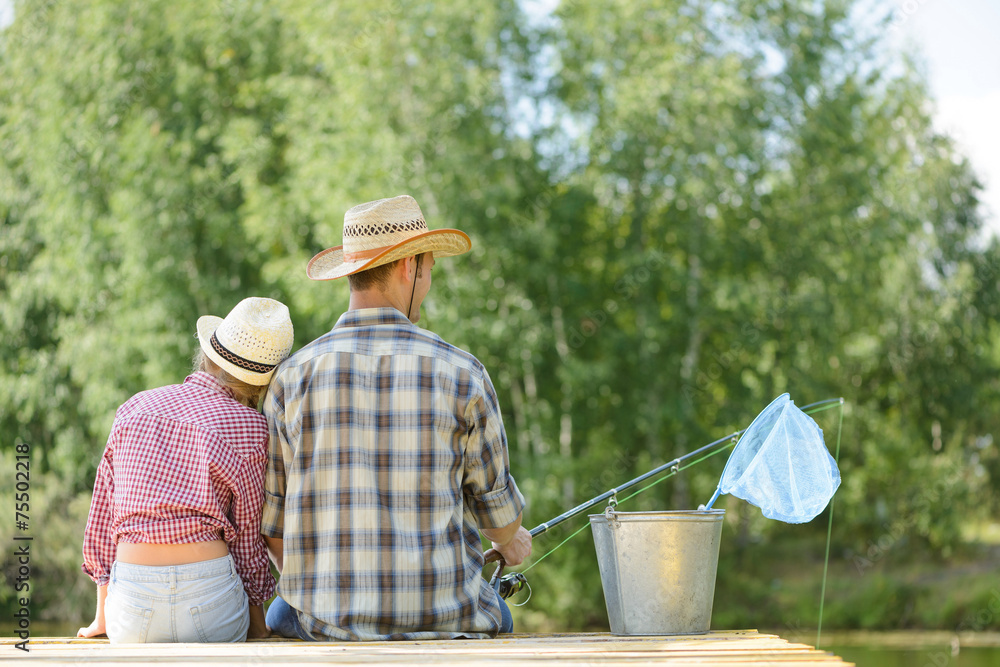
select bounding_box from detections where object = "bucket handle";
[604,492,621,529]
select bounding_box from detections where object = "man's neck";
[348,289,407,316]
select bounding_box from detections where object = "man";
[262,195,531,640]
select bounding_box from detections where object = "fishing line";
[520,519,589,573]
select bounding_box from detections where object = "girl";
[78,297,292,642]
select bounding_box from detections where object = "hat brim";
[306,229,472,281]
[196,315,276,386]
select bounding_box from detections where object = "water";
[2,620,82,638]
[763,630,1000,666]
[826,644,1000,667]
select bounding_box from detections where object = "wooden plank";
[0,631,791,646]
[0,631,854,666]
[0,656,853,666]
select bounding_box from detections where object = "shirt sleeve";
[261,378,288,538]
[226,438,277,606]
[463,368,525,530]
[81,440,117,586]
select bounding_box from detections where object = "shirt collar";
[184,371,238,400]
[334,307,415,330]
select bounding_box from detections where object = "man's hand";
[489,526,532,567]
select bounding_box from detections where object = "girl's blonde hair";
[192,348,266,410]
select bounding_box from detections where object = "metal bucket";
[589,509,725,635]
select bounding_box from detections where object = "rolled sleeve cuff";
[470,475,525,530]
[260,491,285,538]
[243,574,277,607]
[81,563,110,587]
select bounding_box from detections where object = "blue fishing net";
[705,394,840,523]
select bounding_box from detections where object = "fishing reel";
[487,555,531,601]
[494,570,529,600]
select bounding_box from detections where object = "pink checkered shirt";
[81,372,276,605]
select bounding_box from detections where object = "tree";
[1,0,996,630]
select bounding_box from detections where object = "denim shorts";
[106,554,249,643]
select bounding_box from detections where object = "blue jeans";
[497,595,514,633]
[265,594,514,639]
[265,596,313,640]
[106,555,249,643]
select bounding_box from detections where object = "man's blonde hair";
[192,349,266,409]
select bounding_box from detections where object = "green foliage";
[1,0,997,631]
[825,574,920,630]
[0,451,92,624]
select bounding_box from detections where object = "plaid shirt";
[81,372,276,605]
[262,308,525,640]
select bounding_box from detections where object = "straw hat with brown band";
[196,297,294,386]
[306,195,472,282]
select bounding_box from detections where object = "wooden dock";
[2,630,853,665]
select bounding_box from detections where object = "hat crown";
[305,194,472,281]
[342,195,429,254]
[214,298,293,367]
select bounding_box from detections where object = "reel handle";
[485,549,528,600]
[485,548,507,590]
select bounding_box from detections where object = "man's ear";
[396,255,416,282]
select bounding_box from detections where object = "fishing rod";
[484,434,737,598]
[487,397,844,599]
[529,431,738,539]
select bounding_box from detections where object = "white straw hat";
[196,297,294,386]
[307,194,472,281]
